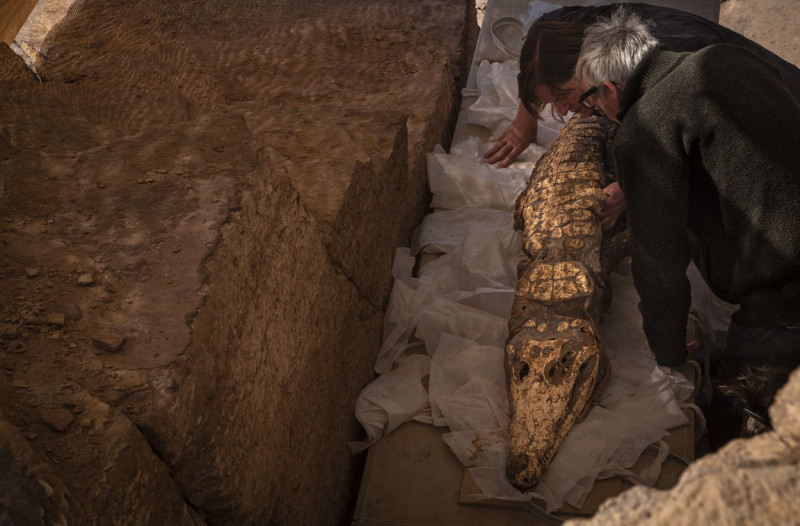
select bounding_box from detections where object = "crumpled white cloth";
[349,46,724,512]
[427,139,532,212]
[348,353,431,454]
[467,60,521,136]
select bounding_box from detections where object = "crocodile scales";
[505,113,626,489]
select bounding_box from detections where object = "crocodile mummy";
[505,114,626,489]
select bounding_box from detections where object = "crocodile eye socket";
[519,362,530,381]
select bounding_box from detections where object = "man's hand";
[484,103,538,168]
[601,182,626,231]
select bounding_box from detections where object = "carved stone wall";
[0,1,478,523]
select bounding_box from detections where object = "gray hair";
[575,7,659,89]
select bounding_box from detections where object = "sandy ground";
[720,0,800,65]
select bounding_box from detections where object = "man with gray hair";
[575,7,800,445]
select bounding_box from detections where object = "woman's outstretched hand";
[484,103,538,168]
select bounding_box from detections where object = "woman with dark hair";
[516,21,586,118]
[485,2,800,176]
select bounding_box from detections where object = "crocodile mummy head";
[504,319,609,489]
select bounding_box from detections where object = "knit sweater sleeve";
[614,115,693,367]
[615,44,800,364]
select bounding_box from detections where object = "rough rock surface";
[0,0,477,524]
[565,366,800,525]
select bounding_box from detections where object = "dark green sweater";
[614,45,800,366]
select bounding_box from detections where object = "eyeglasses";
[577,86,598,109]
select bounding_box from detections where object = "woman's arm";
[484,102,539,167]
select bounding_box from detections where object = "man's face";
[578,80,621,124]
[533,79,594,117]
